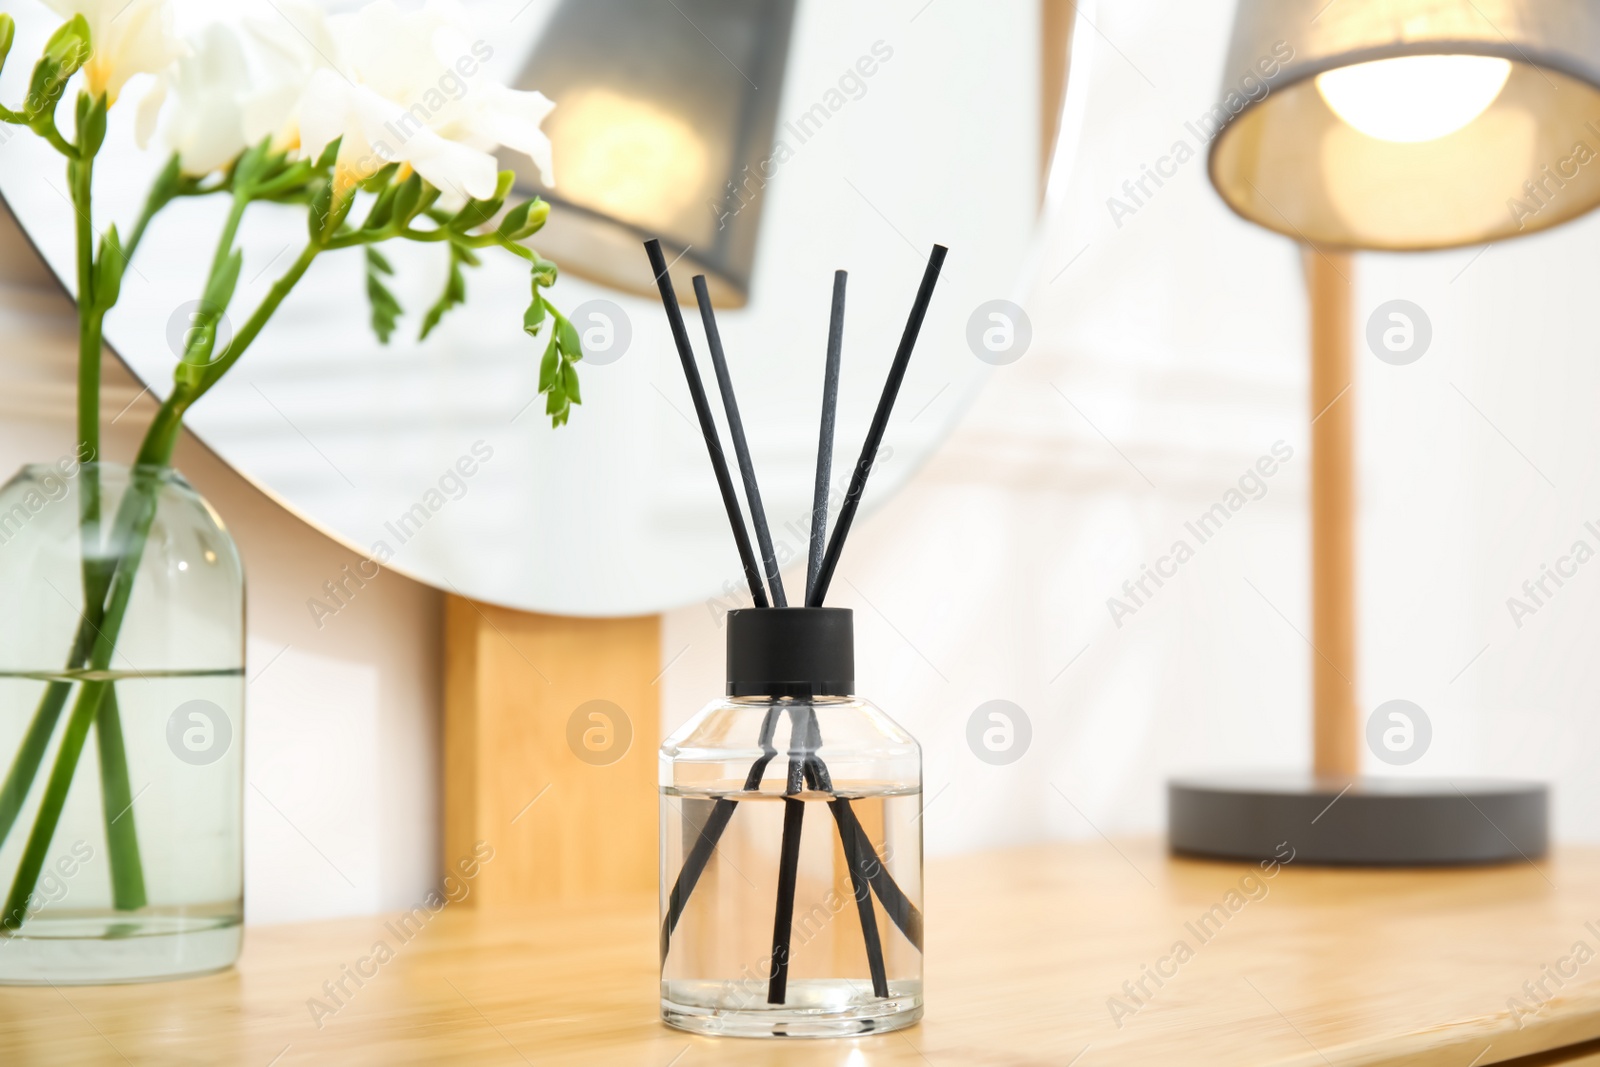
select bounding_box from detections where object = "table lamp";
[503,0,798,307]
[1170,0,1600,863]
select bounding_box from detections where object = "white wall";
[660,0,1600,857]
[11,0,1600,926]
[0,211,442,924]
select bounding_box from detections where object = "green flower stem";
[58,94,152,909]
[2,686,102,931]
[0,215,113,850]
[94,686,144,910]
[35,121,75,160]
[3,151,561,919]
[0,106,112,859]
[132,241,320,474]
[14,196,299,911]
[1,82,332,929]
[72,144,98,466]
[40,240,322,908]
[3,241,324,921]
[3,472,162,931]
[326,223,532,261]
[0,149,233,922]
[71,123,106,632]
[193,243,320,398]
[210,193,249,279]
[69,97,152,909]
[0,654,88,850]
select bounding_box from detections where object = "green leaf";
[173,361,206,389]
[20,19,83,128]
[77,91,106,156]
[561,359,581,406]
[361,179,400,232]
[0,16,16,78]
[173,248,243,368]
[23,19,88,130]
[545,386,569,427]
[391,173,424,224]
[230,138,274,190]
[447,172,515,233]
[250,160,314,200]
[174,310,226,379]
[538,331,559,391]
[522,294,546,337]
[149,153,183,205]
[308,181,335,241]
[496,201,531,239]
[314,137,341,171]
[364,247,401,345]
[93,225,123,309]
[307,178,354,246]
[359,162,399,194]
[557,315,580,360]
[43,15,89,67]
[25,57,65,124]
[418,244,470,340]
[393,178,441,231]
[202,248,243,313]
[534,302,582,428]
[495,197,550,241]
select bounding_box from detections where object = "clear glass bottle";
[659,608,923,1037]
[0,461,243,983]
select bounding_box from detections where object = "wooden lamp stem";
[1306,249,1360,779]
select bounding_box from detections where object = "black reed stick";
[807,271,847,603]
[807,246,947,606]
[659,710,924,963]
[694,275,786,607]
[805,750,921,953]
[840,801,922,950]
[659,707,781,962]
[644,240,768,608]
[800,708,889,997]
[766,707,809,1003]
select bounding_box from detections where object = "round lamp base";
[1167,774,1548,866]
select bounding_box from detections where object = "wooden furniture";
[8,841,1600,1065]
[1307,250,1359,778]
[443,597,659,904]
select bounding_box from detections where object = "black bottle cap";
[726,607,854,698]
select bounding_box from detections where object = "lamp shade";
[1208,0,1600,250]
[506,0,797,306]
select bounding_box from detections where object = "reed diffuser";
[648,239,946,1037]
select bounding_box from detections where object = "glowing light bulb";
[1316,55,1512,143]
[546,88,709,225]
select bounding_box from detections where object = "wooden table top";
[6,839,1600,1066]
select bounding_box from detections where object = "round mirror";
[0,0,1055,615]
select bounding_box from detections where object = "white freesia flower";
[136,6,331,177]
[296,0,555,200]
[239,0,337,147]
[44,0,182,106]
[135,23,251,176]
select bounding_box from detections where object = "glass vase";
[659,607,923,1037]
[0,460,244,983]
